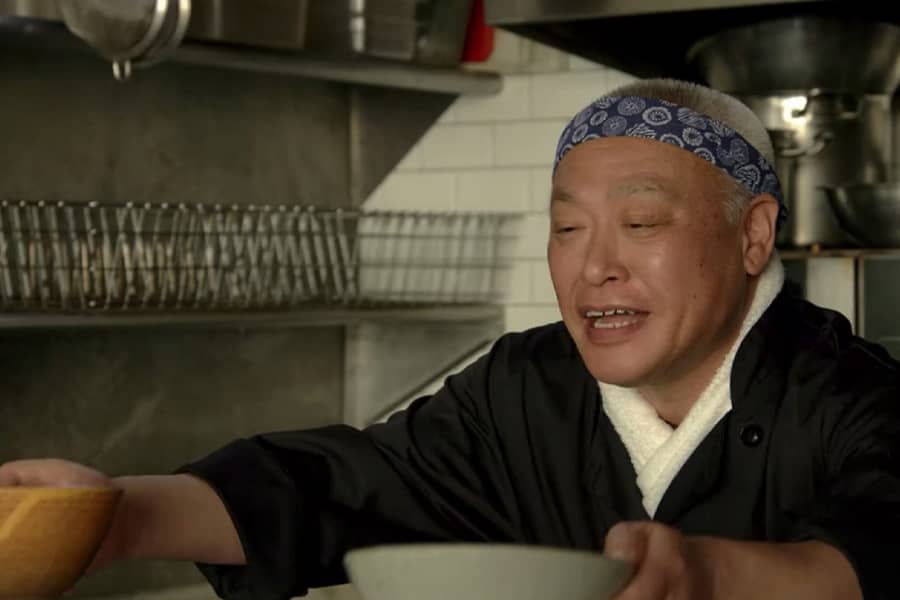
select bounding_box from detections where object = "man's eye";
[626,222,658,229]
[554,225,580,234]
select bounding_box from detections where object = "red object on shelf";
[461,0,494,63]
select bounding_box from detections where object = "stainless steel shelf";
[486,0,822,24]
[779,247,900,259]
[0,304,504,330]
[174,43,503,96]
[0,19,501,96]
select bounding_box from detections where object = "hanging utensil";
[58,0,191,81]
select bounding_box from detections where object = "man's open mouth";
[585,308,649,330]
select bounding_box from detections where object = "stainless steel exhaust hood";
[485,0,900,82]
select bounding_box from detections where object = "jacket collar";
[591,289,802,524]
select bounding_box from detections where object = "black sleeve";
[793,362,900,600]
[178,340,524,600]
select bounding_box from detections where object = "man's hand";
[0,459,123,573]
[0,458,245,571]
[605,521,713,600]
[604,521,862,600]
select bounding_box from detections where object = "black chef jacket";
[182,291,900,600]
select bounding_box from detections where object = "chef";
[2,79,898,600]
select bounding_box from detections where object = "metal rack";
[0,201,521,312]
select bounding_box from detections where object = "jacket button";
[740,424,764,447]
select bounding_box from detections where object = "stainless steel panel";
[0,325,345,596]
[0,0,60,19]
[349,85,456,204]
[893,98,900,180]
[0,305,505,329]
[187,0,309,49]
[416,0,474,66]
[173,44,501,94]
[343,319,503,427]
[0,42,353,209]
[306,0,473,65]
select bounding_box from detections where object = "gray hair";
[609,78,772,225]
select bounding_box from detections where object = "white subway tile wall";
[493,120,568,167]
[420,124,495,169]
[530,71,612,119]
[455,169,531,212]
[363,33,636,334]
[529,167,552,211]
[454,75,530,123]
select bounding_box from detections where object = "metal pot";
[687,16,900,95]
[824,183,900,247]
[740,93,892,248]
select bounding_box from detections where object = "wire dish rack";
[0,201,522,311]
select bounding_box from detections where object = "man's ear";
[742,194,779,276]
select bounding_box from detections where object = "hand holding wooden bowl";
[0,486,121,599]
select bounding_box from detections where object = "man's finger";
[0,459,109,487]
[604,521,650,563]
[0,459,59,486]
[607,522,687,600]
[0,463,22,486]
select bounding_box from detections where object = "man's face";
[548,137,751,387]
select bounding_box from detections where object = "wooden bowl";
[344,543,632,600]
[0,486,122,599]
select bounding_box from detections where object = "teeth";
[585,308,638,318]
[593,318,642,330]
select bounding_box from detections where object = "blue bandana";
[553,95,788,229]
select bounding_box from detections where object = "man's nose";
[581,233,628,285]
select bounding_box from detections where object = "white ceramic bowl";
[344,543,632,600]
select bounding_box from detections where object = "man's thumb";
[604,521,648,563]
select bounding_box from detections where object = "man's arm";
[104,474,245,567]
[0,460,245,570]
[605,521,861,600]
[701,535,861,600]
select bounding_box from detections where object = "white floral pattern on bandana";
[554,95,788,229]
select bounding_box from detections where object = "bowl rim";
[344,542,625,565]
[0,485,122,495]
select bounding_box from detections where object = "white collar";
[599,257,785,516]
